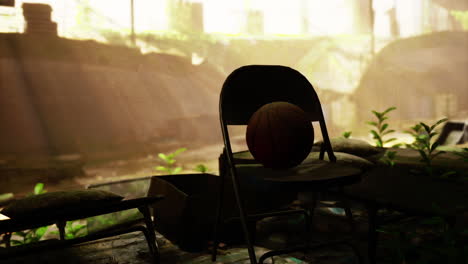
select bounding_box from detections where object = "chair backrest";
[219,65,335,161]
[220,65,323,125]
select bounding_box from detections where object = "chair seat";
[233,151,363,189]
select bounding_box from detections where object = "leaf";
[384,138,397,143]
[195,164,207,173]
[418,150,429,162]
[431,151,445,159]
[0,193,13,202]
[367,121,378,127]
[420,122,431,134]
[411,124,422,132]
[370,130,380,140]
[174,148,187,155]
[381,123,389,132]
[416,134,429,141]
[430,141,440,152]
[405,143,415,149]
[429,132,438,139]
[371,110,381,119]
[430,118,448,130]
[382,129,395,136]
[342,131,352,138]
[439,171,456,179]
[11,239,24,245]
[34,183,45,195]
[70,224,86,232]
[382,106,397,115]
[158,153,168,161]
[386,151,397,159]
[172,167,183,174]
[155,166,169,171]
[14,231,28,237]
[35,226,48,238]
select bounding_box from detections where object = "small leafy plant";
[32,182,46,195]
[367,107,398,147]
[406,118,450,177]
[51,221,88,239]
[453,148,468,162]
[11,226,48,246]
[154,147,187,174]
[64,221,87,239]
[378,204,468,264]
[380,150,397,167]
[194,164,208,173]
[0,193,14,204]
[11,183,48,245]
[342,131,352,139]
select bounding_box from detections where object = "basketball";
[246,101,314,169]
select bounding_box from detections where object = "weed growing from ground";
[367,107,399,147]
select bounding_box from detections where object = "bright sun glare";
[3,0,427,41]
[9,0,363,38]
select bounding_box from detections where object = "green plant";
[11,183,49,245]
[11,226,48,246]
[377,225,415,263]
[380,150,397,167]
[154,147,187,174]
[451,10,468,30]
[342,131,352,139]
[32,182,46,195]
[377,214,468,264]
[51,221,88,240]
[453,148,468,162]
[88,209,142,232]
[194,164,208,173]
[0,193,14,203]
[367,107,398,147]
[406,118,449,177]
[65,221,87,239]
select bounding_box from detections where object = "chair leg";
[139,205,160,264]
[138,226,159,264]
[211,155,226,262]
[339,192,363,264]
[3,232,12,248]
[338,187,357,235]
[303,192,318,249]
[366,203,378,264]
[56,220,66,240]
[303,209,312,248]
[230,170,257,264]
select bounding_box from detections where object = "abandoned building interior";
[0,0,467,263]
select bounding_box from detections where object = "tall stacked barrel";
[22,3,57,36]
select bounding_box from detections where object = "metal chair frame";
[212,65,363,264]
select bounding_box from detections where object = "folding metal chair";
[212,65,364,264]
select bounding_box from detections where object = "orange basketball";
[246,101,314,169]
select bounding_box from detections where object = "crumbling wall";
[354,32,468,130]
[0,34,225,162]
